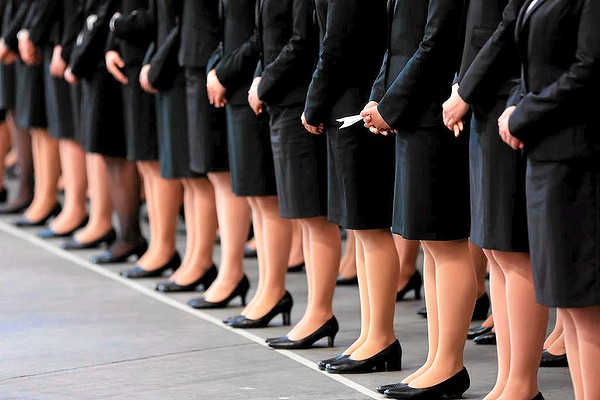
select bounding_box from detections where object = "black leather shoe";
[467,324,493,340]
[540,350,568,368]
[228,291,293,328]
[188,275,250,309]
[396,271,422,301]
[417,306,427,318]
[61,229,117,250]
[326,340,402,374]
[120,253,181,279]
[14,203,62,227]
[287,263,305,273]
[156,264,218,293]
[267,316,339,350]
[532,392,545,400]
[384,367,470,399]
[473,331,496,345]
[336,275,358,286]
[223,315,244,324]
[376,383,407,394]
[37,217,89,239]
[244,245,257,258]
[317,355,349,370]
[90,240,148,264]
[0,187,7,204]
[472,293,490,321]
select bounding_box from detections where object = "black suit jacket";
[1,0,31,52]
[457,0,523,107]
[208,0,260,106]
[303,0,387,126]
[178,0,220,68]
[255,0,317,107]
[22,0,59,48]
[370,0,466,130]
[507,0,600,160]
[106,0,152,66]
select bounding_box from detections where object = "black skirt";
[469,100,529,252]
[527,155,600,308]
[226,105,277,197]
[184,68,228,174]
[80,69,127,158]
[14,60,47,129]
[269,104,328,219]
[155,71,200,179]
[393,124,471,241]
[0,63,15,113]
[43,47,77,140]
[327,120,395,230]
[123,65,158,161]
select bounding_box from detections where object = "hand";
[64,67,79,85]
[361,103,393,135]
[442,85,469,137]
[301,112,324,134]
[248,77,263,115]
[49,46,68,78]
[18,31,41,65]
[105,50,128,84]
[206,69,227,108]
[497,106,523,150]
[139,64,157,94]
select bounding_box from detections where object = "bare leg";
[288,220,305,268]
[350,229,399,360]
[544,311,564,350]
[286,217,339,340]
[203,172,249,302]
[338,230,357,279]
[49,139,88,233]
[394,234,420,292]
[169,178,217,284]
[409,240,476,388]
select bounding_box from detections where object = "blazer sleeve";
[1,0,31,52]
[509,0,600,141]
[113,8,155,44]
[303,0,359,125]
[377,0,464,129]
[256,0,314,103]
[60,1,84,62]
[457,0,522,105]
[206,44,222,73]
[214,31,260,90]
[25,0,57,47]
[369,50,389,103]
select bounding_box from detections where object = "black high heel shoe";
[531,392,545,400]
[384,367,470,399]
[376,382,407,394]
[473,331,496,345]
[223,315,244,324]
[472,293,490,321]
[336,275,358,286]
[38,216,89,239]
[90,239,148,264]
[317,354,349,370]
[467,324,493,340]
[228,291,293,329]
[14,203,62,227]
[120,253,181,279]
[396,271,422,301]
[156,264,218,293]
[287,263,305,273]
[188,275,250,308]
[325,340,402,374]
[61,229,117,250]
[0,187,7,204]
[539,350,568,367]
[266,316,339,350]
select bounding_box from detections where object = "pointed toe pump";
[120,253,181,279]
[326,340,402,374]
[384,367,470,399]
[396,271,423,301]
[267,316,339,350]
[14,203,62,227]
[156,264,218,293]
[187,275,250,308]
[228,291,293,329]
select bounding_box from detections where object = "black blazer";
[370,0,466,130]
[508,0,600,160]
[458,0,523,107]
[255,0,317,107]
[208,0,260,106]
[178,0,220,68]
[69,0,119,79]
[303,0,387,126]
[60,0,83,63]
[22,0,59,48]
[1,0,32,52]
[106,0,152,66]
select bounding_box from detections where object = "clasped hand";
[360,101,395,135]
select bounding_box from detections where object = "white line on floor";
[0,220,380,399]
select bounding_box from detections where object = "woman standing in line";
[442,0,548,398]
[496,0,600,398]
[300,0,402,368]
[362,0,476,397]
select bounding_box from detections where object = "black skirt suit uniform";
[179,0,227,175]
[457,0,529,252]
[255,0,325,219]
[68,0,127,158]
[207,0,277,197]
[371,0,469,241]
[507,0,600,308]
[0,0,15,120]
[1,0,47,130]
[304,0,393,230]
[23,0,79,141]
[108,0,158,162]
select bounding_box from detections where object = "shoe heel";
[240,292,247,307]
[385,357,402,372]
[327,334,336,348]
[414,288,422,300]
[282,311,291,326]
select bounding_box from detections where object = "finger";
[458,120,464,131]
[116,58,125,68]
[453,125,460,138]
[369,126,379,134]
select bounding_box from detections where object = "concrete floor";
[0,209,574,400]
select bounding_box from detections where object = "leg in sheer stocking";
[394,235,420,292]
[24,129,60,221]
[338,230,357,279]
[288,220,305,268]
[1,114,33,209]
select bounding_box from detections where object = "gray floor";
[0,211,574,400]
